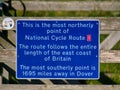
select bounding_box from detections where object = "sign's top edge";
[16,19,100,21]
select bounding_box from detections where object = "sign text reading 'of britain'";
[16,20,99,79]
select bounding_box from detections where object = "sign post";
[16,19,100,79]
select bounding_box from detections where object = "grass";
[112,40,120,50]
[100,63,120,73]
[86,63,120,84]
[9,76,19,84]
[9,10,120,17]
[100,34,108,43]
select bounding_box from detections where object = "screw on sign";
[87,34,91,42]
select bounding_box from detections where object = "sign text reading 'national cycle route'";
[16,19,100,79]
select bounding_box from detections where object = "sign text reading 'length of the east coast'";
[16,19,100,79]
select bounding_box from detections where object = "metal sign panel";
[16,20,100,79]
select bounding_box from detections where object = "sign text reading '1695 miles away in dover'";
[16,19,100,79]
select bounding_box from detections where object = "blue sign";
[16,20,100,79]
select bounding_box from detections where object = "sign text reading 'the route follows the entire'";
[16,20,100,79]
